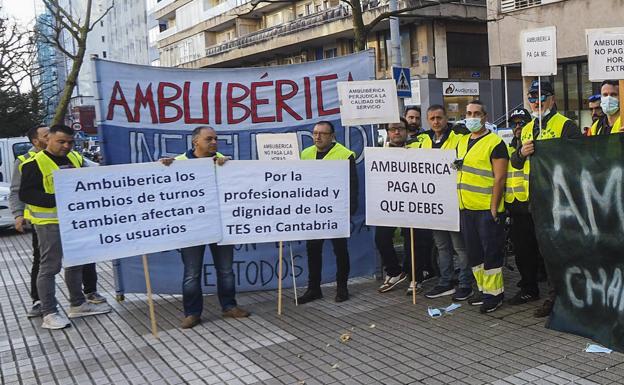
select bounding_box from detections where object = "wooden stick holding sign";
[255,133,302,315]
[142,254,159,338]
[620,80,624,132]
[410,228,416,305]
[278,241,283,315]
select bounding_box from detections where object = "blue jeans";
[432,230,472,289]
[181,243,236,316]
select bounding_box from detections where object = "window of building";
[305,3,312,15]
[376,31,389,71]
[500,0,561,12]
[551,61,601,129]
[101,36,105,43]
[103,51,107,58]
[324,48,337,58]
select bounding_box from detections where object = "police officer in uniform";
[298,121,358,304]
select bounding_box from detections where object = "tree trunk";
[351,0,367,51]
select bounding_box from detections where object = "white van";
[0,136,31,185]
[0,137,31,229]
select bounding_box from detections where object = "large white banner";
[365,147,459,231]
[217,160,350,244]
[54,160,222,267]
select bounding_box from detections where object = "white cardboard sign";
[521,26,557,76]
[255,133,300,160]
[217,160,350,244]
[365,147,459,231]
[337,79,400,126]
[586,28,624,81]
[54,160,222,267]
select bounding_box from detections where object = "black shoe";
[297,288,322,304]
[452,287,474,301]
[335,287,349,303]
[480,299,503,314]
[507,290,540,305]
[424,285,456,299]
[468,292,484,306]
[534,299,554,318]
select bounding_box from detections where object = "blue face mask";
[465,118,483,132]
[601,96,620,116]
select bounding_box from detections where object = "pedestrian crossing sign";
[392,66,412,98]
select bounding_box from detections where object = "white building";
[105,0,158,65]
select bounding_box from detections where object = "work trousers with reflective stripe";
[460,210,505,305]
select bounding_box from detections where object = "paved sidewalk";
[1,231,622,385]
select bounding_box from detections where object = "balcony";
[158,26,178,41]
[149,0,176,14]
[201,0,253,21]
[205,6,352,57]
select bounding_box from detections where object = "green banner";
[531,134,624,352]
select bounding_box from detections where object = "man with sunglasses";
[298,121,358,304]
[510,80,581,317]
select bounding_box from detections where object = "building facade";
[105,0,159,65]
[149,0,515,126]
[487,0,624,129]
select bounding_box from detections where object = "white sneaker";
[68,302,111,319]
[41,312,71,329]
[378,272,407,293]
[405,281,423,295]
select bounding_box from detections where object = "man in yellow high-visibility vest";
[298,121,358,304]
[510,80,582,317]
[588,80,622,136]
[19,125,110,330]
[504,108,544,306]
[457,100,509,313]
[160,126,250,329]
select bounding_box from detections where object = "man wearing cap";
[510,80,581,317]
[376,118,419,293]
[588,80,622,136]
[504,108,543,306]
[587,94,604,135]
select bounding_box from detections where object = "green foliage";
[0,89,44,138]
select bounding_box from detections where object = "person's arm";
[19,162,56,208]
[348,155,358,215]
[9,161,25,218]
[561,120,582,139]
[491,158,507,218]
[490,141,509,218]
[9,161,26,232]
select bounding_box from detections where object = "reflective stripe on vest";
[456,132,505,212]
[504,146,528,203]
[409,131,463,150]
[28,151,83,225]
[174,152,224,160]
[519,113,569,200]
[18,151,37,220]
[589,116,621,136]
[300,143,354,160]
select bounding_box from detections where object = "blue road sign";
[392,66,412,98]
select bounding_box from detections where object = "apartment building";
[488,0,624,128]
[149,0,516,124]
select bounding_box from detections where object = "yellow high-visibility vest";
[300,143,354,160]
[504,146,528,203]
[26,151,83,225]
[589,116,621,136]
[457,132,505,212]
[17,150,38,220]
[407,130,463,150]
[518,113,569,200]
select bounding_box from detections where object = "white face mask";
[600,96,620,116]
[531,109,550,119]
[464,118,483,132]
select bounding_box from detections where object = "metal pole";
[538,76,542,137]
[504,66,509,128]
[389,0,404,112]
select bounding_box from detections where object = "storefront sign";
[442,82,479,96]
